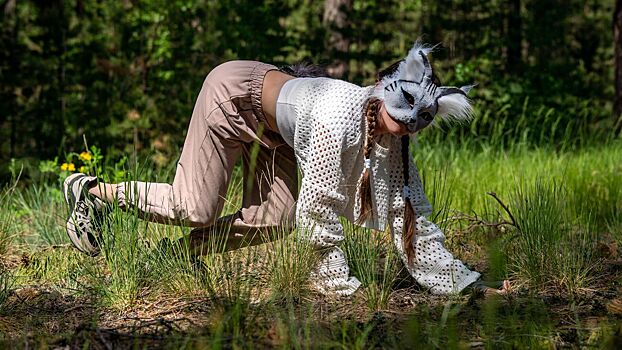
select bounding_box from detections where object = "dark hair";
[279,62,330,78]
[377,60,403,81]
[357,60,418,264]
[400,135,417,265]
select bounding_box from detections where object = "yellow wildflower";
[79,166,87,173]
[60,163,76,172]
[79,151,92,162]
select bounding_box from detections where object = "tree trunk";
[323,0,351,79]
[614,0,622,130]
[506,0,522,73]
[6,0,18,159]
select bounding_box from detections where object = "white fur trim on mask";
[436,93,473,123]
[371,83,385,101]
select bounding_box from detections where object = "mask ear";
[436,86,474,122]
[459,84,475,95]
[394,42,433,82]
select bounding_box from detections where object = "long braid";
[356,98,381,225]
[401,136,418,264]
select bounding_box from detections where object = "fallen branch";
[443,211,514,236]
[486,191,520,231]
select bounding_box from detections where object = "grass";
[343,222,400,311]
[14,183,66,247]
[508,179,599,294]
[0,126,620,347]
[265,227,316,301]
[0,180,19,256]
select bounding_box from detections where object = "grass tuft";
[508,179,600,295]
[266,227,315,301]
[343,222,400,311]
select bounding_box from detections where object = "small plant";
[147,223,208,296]
[34,145,105,188]
[91,159,155,309]
[96,191,152,309]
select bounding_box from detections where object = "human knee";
[174,203,216,228]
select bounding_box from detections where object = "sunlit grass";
[343,223,400,311]
[414,139,620,296]
[14,182,66,247]
[508,180,599,294]
[265,227,316,301]
[2,123,621,346]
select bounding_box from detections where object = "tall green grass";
[14,184,66,247]
[92,161,165,309]
[416,137,620,295]
[424,97,616,151]
[508,180,599,294]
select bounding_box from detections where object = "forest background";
[2,1,622,347]
[0,0,618,176]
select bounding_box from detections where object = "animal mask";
[373,43,474,133]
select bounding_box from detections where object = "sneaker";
[63,173,107,255]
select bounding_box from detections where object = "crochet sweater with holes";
[291,78,481,295]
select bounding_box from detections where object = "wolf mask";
[373,43,474,133]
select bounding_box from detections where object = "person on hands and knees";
[63,42,510,297]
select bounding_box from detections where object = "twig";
[486,192,520,230]
[63,304,94,313]
[440,211,514,236]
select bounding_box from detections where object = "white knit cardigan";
[292,78,480,295]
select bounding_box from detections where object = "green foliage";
[0,0,617,176]
[265,228,316,301]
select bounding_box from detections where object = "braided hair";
[356,97,381,225]
[357,60,419,264]
[400,135,417,264]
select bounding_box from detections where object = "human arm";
[295,119,361,296]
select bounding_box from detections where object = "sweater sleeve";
[388,143,480,294]
[296,118,361,296]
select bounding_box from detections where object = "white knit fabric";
[290,78,480,295]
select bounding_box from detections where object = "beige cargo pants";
[116,61,298,252]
